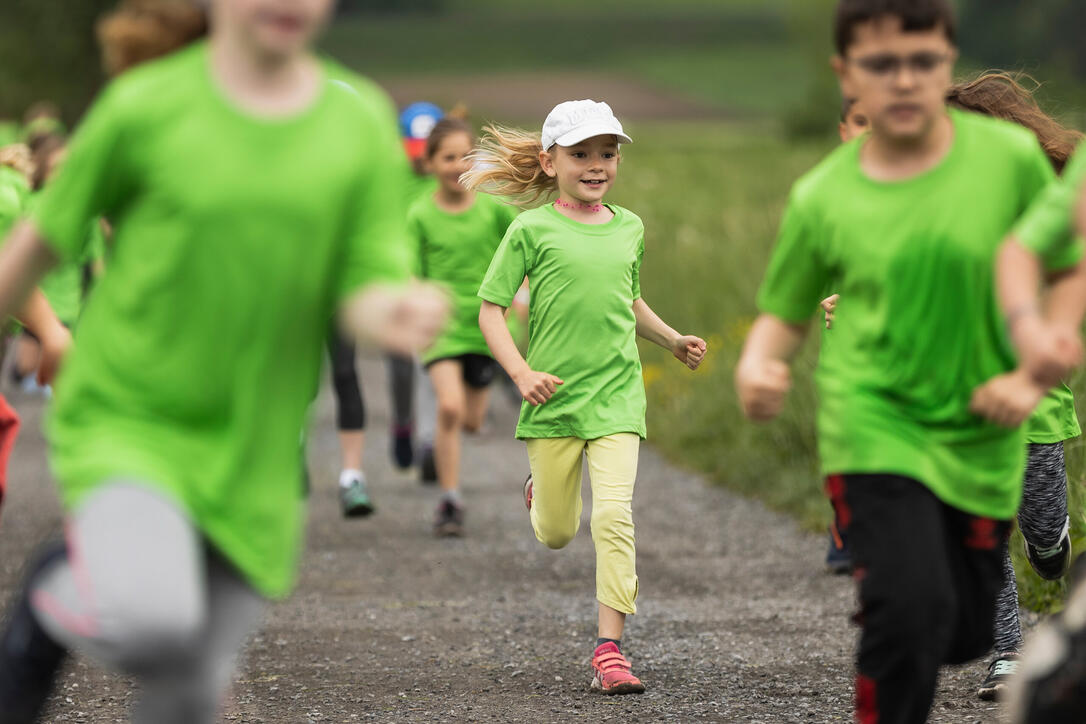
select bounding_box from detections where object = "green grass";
[610,120,1086,613]
[323,6,807,116]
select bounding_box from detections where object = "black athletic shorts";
[426,353,498,389]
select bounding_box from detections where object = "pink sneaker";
[523,474,533,510]
[591,642,646,695]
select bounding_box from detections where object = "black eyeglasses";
[849,52,951,78]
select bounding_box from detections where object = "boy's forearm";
[996,239,1044,334]
[632,298,678,349]
[739,314,808,366]
[479,301,530,380]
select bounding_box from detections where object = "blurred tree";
[958,0,1086,79]
[0,0,116,124]
[782,0,840,139]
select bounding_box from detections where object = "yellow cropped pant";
[525,433,640,614]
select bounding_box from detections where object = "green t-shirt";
[758,110,1068,520]
[410,192,518,363]
[32,43,411,598]
[1026,388,1080,443]
[1014,141,1086,267]
[479,203,646,440]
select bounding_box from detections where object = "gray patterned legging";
[993,441,1069,654]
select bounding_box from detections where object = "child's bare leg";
[598,603,626,641]
[337,430,364,473]
[462,387,491,433]
[428,360,466,494]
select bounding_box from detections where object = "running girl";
[324,101,447,516]
[977,129,1086,724]
[0,1,444,722]
[400,101,446,483]
[411,115,518,536]
[468,100,706,694]
[737,1,1072,719]
[940,72,1083,701]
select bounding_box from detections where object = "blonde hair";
[0,144,34,181]
[461,124,556,204]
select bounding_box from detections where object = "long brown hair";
[97,0,209,77]
[461,125,556,204]
[947,72,1082,172]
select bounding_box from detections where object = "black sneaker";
[419,445,438,485]
[1007,576,1086,723]
[391,424,414,470]
[1025,515,1072,581]
[0,543,69,724]
[433,498,464,537]
[826,522,851,575]
[978,652,1020,701]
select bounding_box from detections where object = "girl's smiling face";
[428,130,474,195]
[540,135,620,204]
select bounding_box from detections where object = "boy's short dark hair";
[834,0,957,56]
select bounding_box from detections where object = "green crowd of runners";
[0,0,1085,722]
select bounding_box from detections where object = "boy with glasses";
[736,1,1077,720]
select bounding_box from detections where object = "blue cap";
[399,102,444,141]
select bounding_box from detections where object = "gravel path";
[0,356,1019,722]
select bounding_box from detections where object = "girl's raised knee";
[534,520,578,550]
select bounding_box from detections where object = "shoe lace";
[1033,542,1066,560]
[990,658,1019,677]
[1033,518,1071,560]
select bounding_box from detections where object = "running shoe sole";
[342,500,375,518]
[590,677,646,695]
[978,656,1019,702]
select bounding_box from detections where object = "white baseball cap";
[541,100,632,150]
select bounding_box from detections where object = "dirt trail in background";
[378,73,734,122]
[0,357,1014,723]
